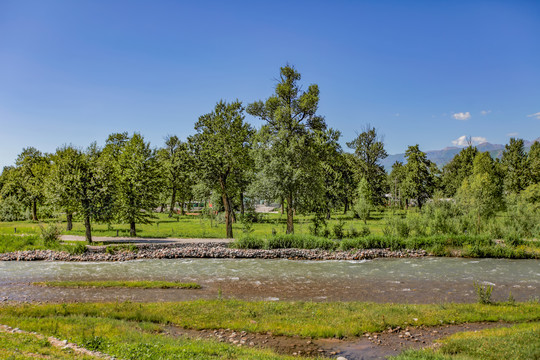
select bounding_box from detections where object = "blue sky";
[1,0,539,169]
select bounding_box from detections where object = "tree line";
[1,65,539,241]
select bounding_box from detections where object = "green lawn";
[0,211,392,239]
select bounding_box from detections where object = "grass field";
[0,211,391,239]
[0,300,538,360]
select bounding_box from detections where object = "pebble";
[0,243,428,262]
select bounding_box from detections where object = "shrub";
[39,223,62,246]
[332,220,345,239]
[231,236,265,249]
[473,281,493,304]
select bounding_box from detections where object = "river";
[1,257,538,303]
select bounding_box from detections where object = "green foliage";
[332,219,345,239]
[502,138,530,194]
[403,145,436,209]
[105,244,138,254]
[247,65,326,234]
[473,281,494,304]
[109,133,163,237]
[346,125,388,206]
[0,195,25,221]
[354,177,373,224]
[38,223,61,246]
[189,100,255,238]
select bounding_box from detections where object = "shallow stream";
[1,257,538,303]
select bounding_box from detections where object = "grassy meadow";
[0,300,538,359]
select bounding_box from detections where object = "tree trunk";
[32,199,38,221]
[343,198,349,215]
[130,221,136,237]
[326,207,331,220]
[417,197,422,210]
[222,193,233,238]
[84,215,92,243]
[229,197,236,223]
[240,192,245,216]
[281,198,284,215]
[286,192,294,234]
[169,188,177,217]
[180,201,185,216]
[66,212,73,231]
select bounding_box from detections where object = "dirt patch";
[164,322,511,359]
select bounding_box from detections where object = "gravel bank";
[0,243,427,262]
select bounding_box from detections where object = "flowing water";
[1,257,538,303]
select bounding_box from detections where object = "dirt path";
[164,322,511,359]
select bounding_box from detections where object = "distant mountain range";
[380,137,540,171]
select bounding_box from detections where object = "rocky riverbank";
[0,243,428,262]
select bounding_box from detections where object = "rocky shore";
[0,243,427,262]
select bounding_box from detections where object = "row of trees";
[1,65,539,240]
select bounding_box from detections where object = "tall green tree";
[48,144,115,242]
[158,136,194,216]
[48,146,80,230]
[247,65,323,234]
[346,125,388,206]
[189,100,254,238]
[14,147,50,221]
[441,146,478,197]
[457,153,501,229]
[354,177,372,224]
[403,145,434,209]
[501,138,529,194]
[108,133,162,237]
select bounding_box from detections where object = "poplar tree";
[247,65,323,234]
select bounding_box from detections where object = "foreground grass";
[0,330,99,359]
[393,322,540,360]
[2,300,539,339]
[33,280,202,289]
[0,316,303,360]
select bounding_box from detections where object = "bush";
[39,223,62,246]
[332,220,345,239]
[473,281,493,304]
[231,236,265,249]
[0,196,26,221]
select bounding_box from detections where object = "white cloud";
[480,110,491,115]
[527,112,540,120]
[452,135,487,147]
[507,132,519,137]
[394,113,400,117]
[453,112,471,121]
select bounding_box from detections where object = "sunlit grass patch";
[392,322,540,360]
